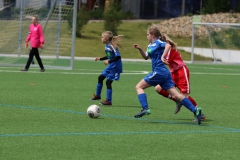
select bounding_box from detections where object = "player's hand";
[25,43,28,48]
[95,57,100,61]
[161,56,169,65]
[39,43,43,49]
[133,44,141,49]
[104,60,109,65]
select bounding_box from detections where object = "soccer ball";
[87,104,101,118]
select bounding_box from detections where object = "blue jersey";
[146,39,168,72]
[143,39,174,90]
[104,43,122,73]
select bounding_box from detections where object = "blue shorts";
[101,69,121,81]
[143,71,174,90]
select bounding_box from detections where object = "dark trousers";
[25,48,44,69]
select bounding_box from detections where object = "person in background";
[21,15,45,72]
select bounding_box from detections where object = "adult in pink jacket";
[21,16,45,72]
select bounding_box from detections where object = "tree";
[201,0,231,14]
[103,0,123,35]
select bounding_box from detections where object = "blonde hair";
[147,25,177,49]
[102,31,124,49]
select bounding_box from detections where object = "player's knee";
[154,85,161,93]
[106,79,113,89]
[98,75,105,83]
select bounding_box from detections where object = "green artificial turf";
[0,60,240,160]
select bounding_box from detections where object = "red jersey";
[165,48,186,73]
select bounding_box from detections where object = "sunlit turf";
[0,60,240,159]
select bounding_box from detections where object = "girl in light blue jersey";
[90,31,123,106]
[133,25,203,125]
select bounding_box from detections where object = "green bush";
[103,0,123,35]
[90,8,104,20]
[122,10,136,20]
[37,7,49,19]
[67,6,90,37]
[226,29,240,49]
[210,31,225,48]
[201,0,231,14]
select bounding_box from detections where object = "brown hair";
[32,15,38,23]
[161,33,177,49]
[102,31,124,49]
[148,25,177,49]
[147,25,162,40]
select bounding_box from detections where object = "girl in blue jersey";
[91,31,123,106]
[133,25,203,125]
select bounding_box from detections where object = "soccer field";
[0,60,240,160]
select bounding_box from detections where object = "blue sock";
[138,93,148,110]
[181,98,196,113]
[96,83,103,97]
[107,89,112,102]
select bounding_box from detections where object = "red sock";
[158,90,175,101]
[188,96,197,107]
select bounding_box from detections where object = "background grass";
[0,60,240,160]
[76,21,212,61]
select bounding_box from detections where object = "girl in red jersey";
[155,33,206,121]
[21,16,45,72]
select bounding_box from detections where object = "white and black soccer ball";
[87,104,101,118]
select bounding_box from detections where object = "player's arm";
[133,44,149,60]
[161,43,171,65]
[108,56,121,63]
[95,56,108,61]
[25,26,31,47]
[38,25,44,48]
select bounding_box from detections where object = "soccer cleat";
[90,94,101,101]
[174,102,182,114]
[134,108,151,118]
[195,107,202,125]
[99,100,112,106]
[20,68,28,72]
[201,113,206,121]
[40,69,45,72]
[193,113,206,122]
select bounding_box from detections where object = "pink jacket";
[26,23,44,48]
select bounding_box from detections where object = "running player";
[90,31,123,106]
[133,25,203,125]
[155,33,206,122]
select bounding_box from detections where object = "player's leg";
[173,66,190,114]
[21,48,34,71]
[168,87,202,125]
[175,67,206,121]
[99,79,113,106]
[155,84,181,111]
[34,48,45,72]
[162,73,202,125]
[91,74,105,100]
[99,72,120,106]
[155,85,175,100]
[134,79,151,118]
